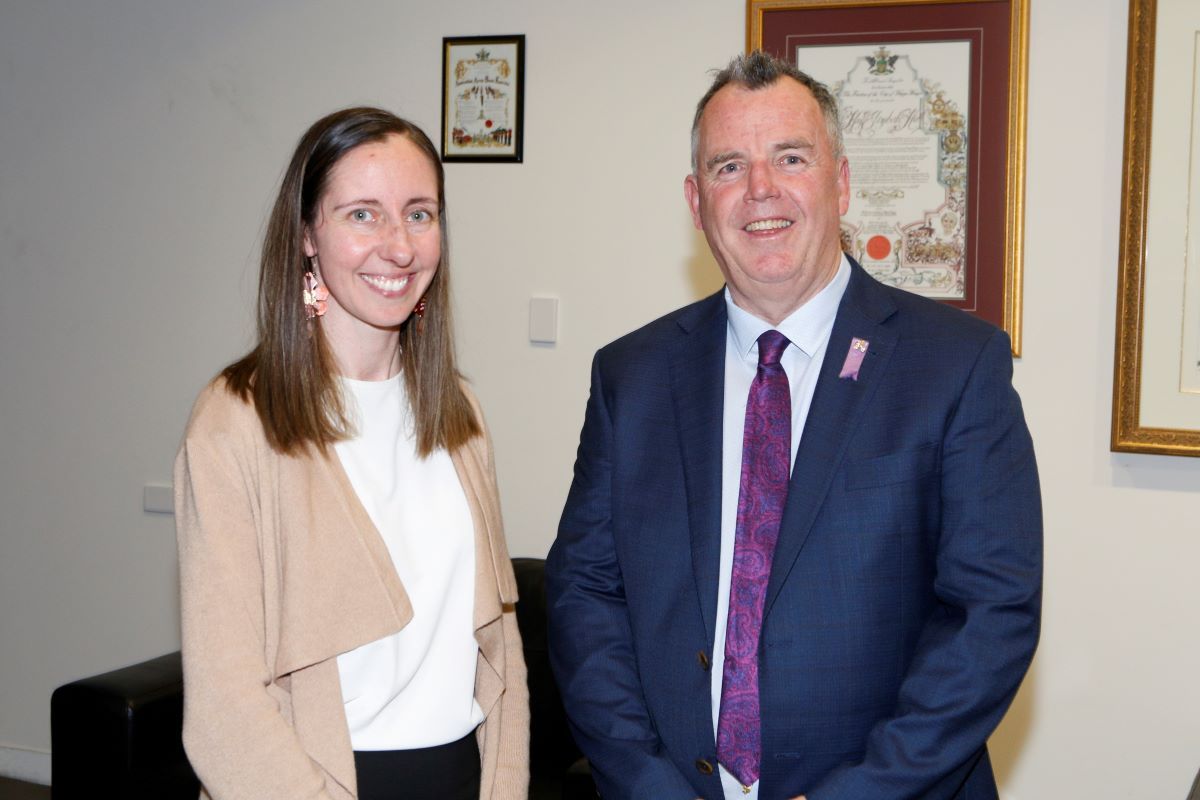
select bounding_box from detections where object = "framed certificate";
[1111,0,1200,456]
[441,35,525,163]
[748,0,1029,354]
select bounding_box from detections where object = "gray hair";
[690,50,844,171]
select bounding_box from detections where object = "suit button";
[697,651,710,670]
[695,759,714,775]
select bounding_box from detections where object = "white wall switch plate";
[143,483,174,514]
[529,296,558,344]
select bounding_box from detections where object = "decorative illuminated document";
[446,45,517,155]
[800,41,972,300]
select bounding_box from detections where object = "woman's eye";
[351,209,375,222]
[408,209,434,223]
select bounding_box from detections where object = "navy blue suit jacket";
[546,261,1042,800]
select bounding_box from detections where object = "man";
[545,51,1041,800]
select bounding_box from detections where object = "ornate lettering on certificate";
[446,44,517,155]
[799,41,971,300]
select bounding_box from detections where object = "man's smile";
[743,218,793,233]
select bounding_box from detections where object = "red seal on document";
[866,235,891,260]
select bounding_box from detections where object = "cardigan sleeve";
[492,604,531,799]
[174,389,338,800]
[472,386,531,799]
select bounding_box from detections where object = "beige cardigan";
[174,379,529,800]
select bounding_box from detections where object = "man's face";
[685,78,850,323]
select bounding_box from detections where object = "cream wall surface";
[1,0,1197,796]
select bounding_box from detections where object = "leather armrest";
[51,651,198,798]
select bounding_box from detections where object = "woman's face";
[303,133,440,344]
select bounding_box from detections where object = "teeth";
[362,275,410,292]
[745,219,792,232]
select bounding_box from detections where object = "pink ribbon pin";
[838,337,869,380]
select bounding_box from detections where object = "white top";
[333,374,484,750]
[712,255,851,798]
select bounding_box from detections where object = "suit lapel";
[765,262,899,618]
[669,292,727,645]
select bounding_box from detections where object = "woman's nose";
[380,222,414,265]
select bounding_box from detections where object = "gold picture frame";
[1111,0,1200,456]
[747,0,1029,355]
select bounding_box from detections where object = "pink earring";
[413,296,428,333]
[303,269,329,319]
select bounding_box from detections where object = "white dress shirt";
[712,255,850,799]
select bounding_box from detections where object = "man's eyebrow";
[704,139,818,171]
[704,151,743,171]
[775,139,815,153]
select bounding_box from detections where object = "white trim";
[0,745,51,786]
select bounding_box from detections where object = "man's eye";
[782,154,804,166]
[718,162,740,174]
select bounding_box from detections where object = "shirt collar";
[725,253,851,360]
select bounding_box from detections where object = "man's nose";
[745,161,780,201]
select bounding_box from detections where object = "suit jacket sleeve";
[175,397,337,800]
[809,328,1043,800]
[546,355,700,799]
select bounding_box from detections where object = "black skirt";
[353,732,481,800]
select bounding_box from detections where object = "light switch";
[529,296,558,344]
[143,483,174,515]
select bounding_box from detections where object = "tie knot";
[757,330,790,367]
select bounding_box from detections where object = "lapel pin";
[838,337,870,381]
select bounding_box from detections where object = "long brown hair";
[223,107,480,457]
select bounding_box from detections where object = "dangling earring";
[413,296,428,333]
[303,266,329,319]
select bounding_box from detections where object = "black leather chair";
[50,651,197,798]
[510,558,595,800]
[51,557,595,799]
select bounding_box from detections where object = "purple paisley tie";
[717,329,791,789]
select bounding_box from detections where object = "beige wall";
[1,0,1198,795]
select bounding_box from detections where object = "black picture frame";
[441,35,525,163]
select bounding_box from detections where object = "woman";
[174,108,528,800]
